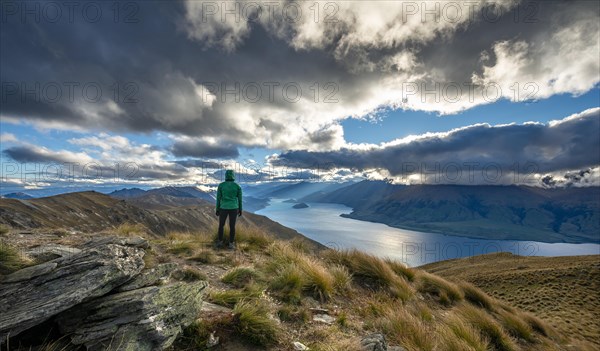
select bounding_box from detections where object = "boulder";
[56,281,208,351]
[0,236,146,341]
[116,263,177,292]
[361,333,387,351]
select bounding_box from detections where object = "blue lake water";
[256,200,600,267]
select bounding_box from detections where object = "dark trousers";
[218,209,238,243]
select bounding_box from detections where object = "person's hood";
[225,169,235,181]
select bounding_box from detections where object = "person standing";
[215,169,242,249]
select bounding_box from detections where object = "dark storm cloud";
[3,146,85,163]
[270,109,600,176]
[1,0,598,152]
[171,139,239,158]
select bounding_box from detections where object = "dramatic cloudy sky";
[1,0,599,192]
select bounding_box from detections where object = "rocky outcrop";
[116,262,177,292]
[0,236,207,350]
[0,236,146,341]
[361,334,406,351]
[56,281,208,351]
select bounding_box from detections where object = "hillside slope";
[422,253,600,346]
[0,192,322,247]
[1,226,590,350]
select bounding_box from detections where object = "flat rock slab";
[56,281,208,351]
[0,237,147,341]
[116,263,178,292]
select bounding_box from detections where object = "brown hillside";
[422,252,600,346]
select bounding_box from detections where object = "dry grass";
[172,267,208,282]
[221,266,260,288]
[422,253,600,346]
[324,249,413,300]
[417,271,463,305]
[115,222,148,237]
[208,283,264,308]
[459,281,496,311]
[0,241,31,275]
[232,299,281,346]
[456,304,519,351]
[438,315,490,351]
[0,224,10,236]
[12,225,578,351]
[371,306,436,351]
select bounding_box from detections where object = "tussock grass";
[189,249,218,264]
[264,242,336,302]
[115,222,148,237]
[221,266,259,288]
[173,267,207,282]
[209,283,264,308]
[228,224,274,251]
[439,315,490,351]
[456,304,518,351]
[459,281,496,311]
[178,313,234,350]
[0,242,30,275]
[417,271,463,305]
[330,264,352,292]
[372,306,436,351]
[277,305,311,323]
[233,299,280,346]
[0,224,10,236]
[385,257,416,281]
[324,249,413,300]
[269,263,306,304]
[167,241,195,256]
[497,309,535,342]
[520,312,553,338]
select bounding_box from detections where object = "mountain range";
[0,191,320,247]
[300,181,600,243]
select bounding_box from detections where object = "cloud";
[0,133,17,143]
[170,137,240,158]
[3,145,94,164]
[1,0,598,153]
[268,108,600,185]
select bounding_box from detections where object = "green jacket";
[216,170,242,211]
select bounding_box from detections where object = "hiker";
[215,169,242,249]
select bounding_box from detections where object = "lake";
[256,200,600,267]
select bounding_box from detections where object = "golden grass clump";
[0,224,10,236]
[115,222,148,237]
[221,266,260,288]
[385,257,416,281]
[324,249,413,300]
[372,306,436,351]
[232,299,281,346]
[264,242,336,302]
[329,264,353,292]
[520,312,553,338]
[438,315,490,351]
[459,281,496,311]
[209,283,264,308]
[0,242,30,275]
[455,304,518,351]
[229,224,274,251]
[417,271,463,305]
[496,309,535,342]
[172,267,208,282]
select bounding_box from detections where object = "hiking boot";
[214,241,224,249]
[228,242,236,250]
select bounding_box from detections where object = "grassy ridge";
[2,223,594,350]
[158,226,583,351]
[423,252,600,348]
